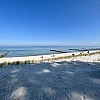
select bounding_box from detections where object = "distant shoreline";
[0,46,100,58]
[0,50,100,67]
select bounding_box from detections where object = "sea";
[0,46,99,57]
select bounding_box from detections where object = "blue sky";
[0,0,100,46]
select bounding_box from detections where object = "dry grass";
[0,51,100,67]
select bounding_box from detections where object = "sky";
[0,0,100,46]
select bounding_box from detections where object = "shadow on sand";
[0,61,100,100]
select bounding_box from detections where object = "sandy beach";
[0,50,99,64]
[1,0,100,99]
[0,51,100,100]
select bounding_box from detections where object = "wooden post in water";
[0,52,9,58]
[50,50,67,53]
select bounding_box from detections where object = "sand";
[0,51,100,100]
[0,50,99,63]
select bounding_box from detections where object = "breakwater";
[0,52,9,58]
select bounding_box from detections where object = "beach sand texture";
[0,50,99,64]
[0,53,100,100]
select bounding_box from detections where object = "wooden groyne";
[0,52,9,58]
[69,49,88,51]
[50,50,67,53]
[69,48,100,51]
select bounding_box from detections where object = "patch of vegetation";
[0,51,100,67]
[98,59,100,61]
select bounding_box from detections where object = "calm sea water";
[0,46,99,57]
